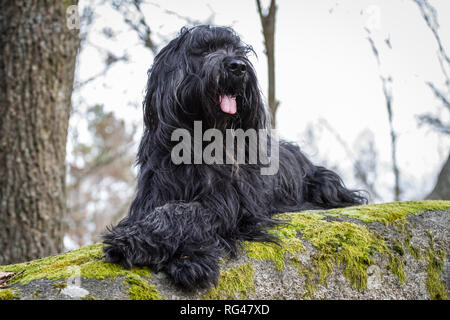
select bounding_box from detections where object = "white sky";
[74,0,450,203]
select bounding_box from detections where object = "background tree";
[67,105,136,247]
[316,119,380,202]
[412,0,450,200]
[256,0,279,128]
[426,155,450,200]
[0,1,80,264]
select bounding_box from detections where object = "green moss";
[80,295,98,300]
[0,289,15,300]
[245,231,304,271]
[392,241,405,256]
[289,212,388,290]
[32,290,42,299]
[0,243,161,300]
[203,263,255,300]
[425,230,434,247]
[425,247,447,300]
[289,256,319,299]
[0,244,151,284]
[277,201,449,295]
[388,254,406,284]
[422,228,447,299]
[53,280,67,294]
[297,200,450,299]
[245,208,412,298]
[404,232,421,261]
[326,200,450,225]
[124,274,162,300]
[304,215,389,290]
[291,201,449,298]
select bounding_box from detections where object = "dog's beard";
[189,57,258,131]
[216,70,248,116]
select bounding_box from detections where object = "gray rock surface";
[0,201,448,300]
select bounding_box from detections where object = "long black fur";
[102,25,367,289]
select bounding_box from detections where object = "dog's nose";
[226,59,247,76]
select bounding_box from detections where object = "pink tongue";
[219,95,237,114]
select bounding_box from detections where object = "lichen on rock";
[203,262,255,299]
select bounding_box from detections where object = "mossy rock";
[0,200,448,300]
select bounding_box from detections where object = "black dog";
[103,25,366,289]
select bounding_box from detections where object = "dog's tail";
[305,166,368,209]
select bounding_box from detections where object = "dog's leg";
[102,202,221,289]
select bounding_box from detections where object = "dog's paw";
[165,254,220,290]
[103,244,133,269]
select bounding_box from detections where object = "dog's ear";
[143,68,185,132]
[142,36,188,132]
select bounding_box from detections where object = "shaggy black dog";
[103,25,366,289]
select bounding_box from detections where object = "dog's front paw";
[165,254,220,290]
[103,244,133,269]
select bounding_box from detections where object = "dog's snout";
[226,59,247,76]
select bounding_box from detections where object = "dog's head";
[143,25,268,133]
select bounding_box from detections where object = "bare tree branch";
[366,28,401,201]
[111,0,159,54]
[318,119,380,200]
[426,82,450,111]
[412,0,450,66]
[74,52,129,90]
[256,0,279,127]
[148,1,215,26]
[417,114,450,135]
[412,0,450,135]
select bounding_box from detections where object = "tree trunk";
[256,0,279,128]
[427,154,450,200]
[0,1,80,264]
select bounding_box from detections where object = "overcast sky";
[74,0,450,203]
